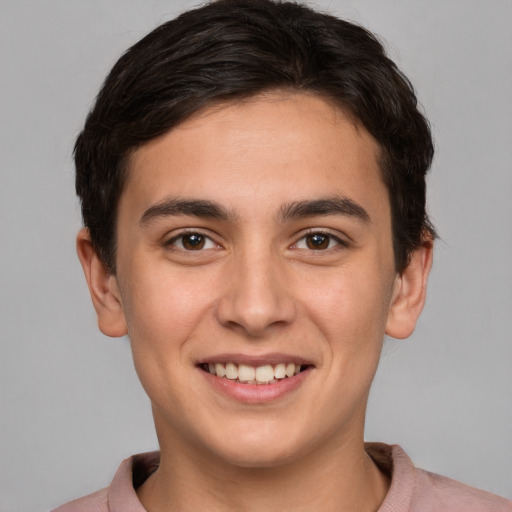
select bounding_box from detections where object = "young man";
[54,0,512,510]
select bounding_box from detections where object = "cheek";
[117,268,212,410]
[302,261,395,360]
[118,262,217,368]
[314,269,391,323]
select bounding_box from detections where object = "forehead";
[121,92,388,224]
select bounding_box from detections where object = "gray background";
[1,1,511,510]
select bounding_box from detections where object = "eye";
[168,232,218,251]
[294,232,343,251]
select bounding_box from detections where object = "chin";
[217,445,302,469]
[204,423,312,469]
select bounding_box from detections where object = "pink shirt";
[52,443,512,511]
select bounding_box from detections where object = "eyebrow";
[140,198,235,225]
[279,197,371,223]
[139,195,370,226]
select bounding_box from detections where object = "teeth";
[238,364,255,382]
[274,363,286,379]
[215,363,226,378]
[255,365,274,383]
[285,363,296,378]
[225,362,238,380]
[205,362,304,384]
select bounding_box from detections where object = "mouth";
[200,362,309,385]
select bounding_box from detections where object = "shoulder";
[50,451,159,512]
[412,468,512,512]
[366,443,512,512]
[51,488,108,512]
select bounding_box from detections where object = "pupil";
[184,234,204,250]
[307,233,329,250]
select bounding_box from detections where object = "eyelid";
[164,229,223,250]
[291,228,350,250]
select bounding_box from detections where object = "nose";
[215,248,297,338]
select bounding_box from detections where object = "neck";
[137,430,389,512]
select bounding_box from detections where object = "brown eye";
[166,231,220,254]
[305,233,331,250]
[181,233,205,250]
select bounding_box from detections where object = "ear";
[385,237,434,339]
[76,228,128,337]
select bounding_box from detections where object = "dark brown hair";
[75,0,435,273]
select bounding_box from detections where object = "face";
[82,93,429,468]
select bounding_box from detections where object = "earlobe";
[385,237,434,339]
[76,228,128,338]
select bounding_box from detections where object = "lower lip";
[199,367,311,404]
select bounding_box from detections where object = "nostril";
[214,271,297,337]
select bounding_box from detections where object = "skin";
[78,92,433,512]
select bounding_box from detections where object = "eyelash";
[165,229,348,252]
[165,230,221,251]
[293,230,348,251]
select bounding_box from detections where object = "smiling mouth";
[200,362,308,385]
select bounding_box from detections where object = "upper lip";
[197,353,314,367]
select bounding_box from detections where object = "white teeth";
[215,363,226,378]
[225,362,238,380]
[205,362,304,384]
[238,364,255,382]
[274,363,286,379]
[255,365,274,383]
[285,363,296,378]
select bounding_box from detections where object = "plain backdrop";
[1,1,511,510]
